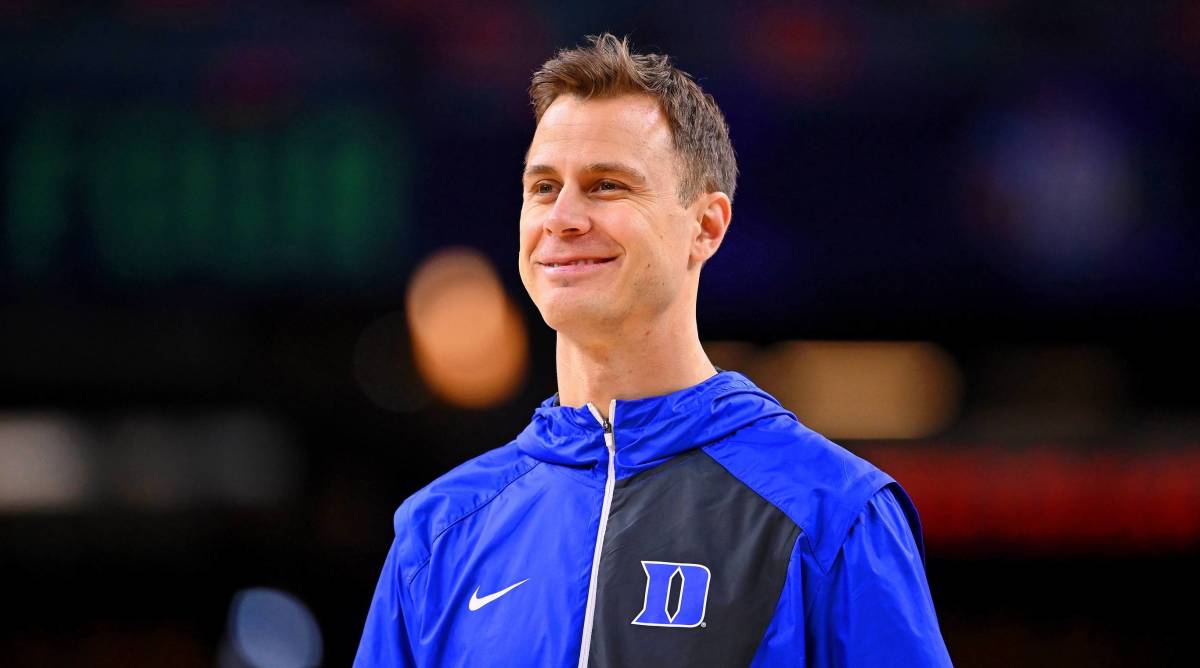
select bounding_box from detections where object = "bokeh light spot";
[224,587,322,668]
[709,341,962,440]
[406,247,527,408]
[0,415,90,511]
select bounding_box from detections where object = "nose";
[544,185,591,237]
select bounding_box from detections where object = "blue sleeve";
[750,484,951,666]
[807,485,952,666]
[354,538,417,668]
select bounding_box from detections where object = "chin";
[536,295,616,333]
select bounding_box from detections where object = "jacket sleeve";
[750,484,952,666]
[805,484,952,666]
[353,538,417,668]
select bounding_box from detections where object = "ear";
[689,191,732,267]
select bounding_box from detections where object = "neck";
[554,308,716,420]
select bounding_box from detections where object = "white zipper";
[577,399,617,668]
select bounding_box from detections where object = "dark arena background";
[2,2,1198,666]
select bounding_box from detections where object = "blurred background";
[2,1,1198,666]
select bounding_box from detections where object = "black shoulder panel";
[587,450,800,667]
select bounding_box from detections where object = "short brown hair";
[529,33,738,204]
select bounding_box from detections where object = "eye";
[595,179,623,192]
[533,181,557,195]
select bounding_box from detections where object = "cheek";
[647,221,691,271]
[518,215,540,257]
[627,241,678,290]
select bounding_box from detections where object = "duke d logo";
[631,561,712,628]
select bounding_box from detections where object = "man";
[356,34,952,667]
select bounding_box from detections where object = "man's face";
[519,94,697,336]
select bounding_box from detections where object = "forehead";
[526,94,674,173]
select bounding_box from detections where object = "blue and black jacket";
[355,371,952,666]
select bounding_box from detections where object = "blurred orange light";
[709,340,962,440]
[406,248,527,408]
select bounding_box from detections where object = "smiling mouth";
[541,258,616,268]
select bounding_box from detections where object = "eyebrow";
[522,162,648,184]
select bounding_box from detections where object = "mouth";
[540,255,624,275]
[544,256,619,269]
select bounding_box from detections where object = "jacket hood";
[515,371,795,480]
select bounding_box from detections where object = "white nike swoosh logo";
[468,578,530,611]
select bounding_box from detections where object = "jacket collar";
[515,371,794,480]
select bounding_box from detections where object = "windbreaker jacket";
[355,371,952,667]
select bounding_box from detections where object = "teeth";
[547,259,602,267]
